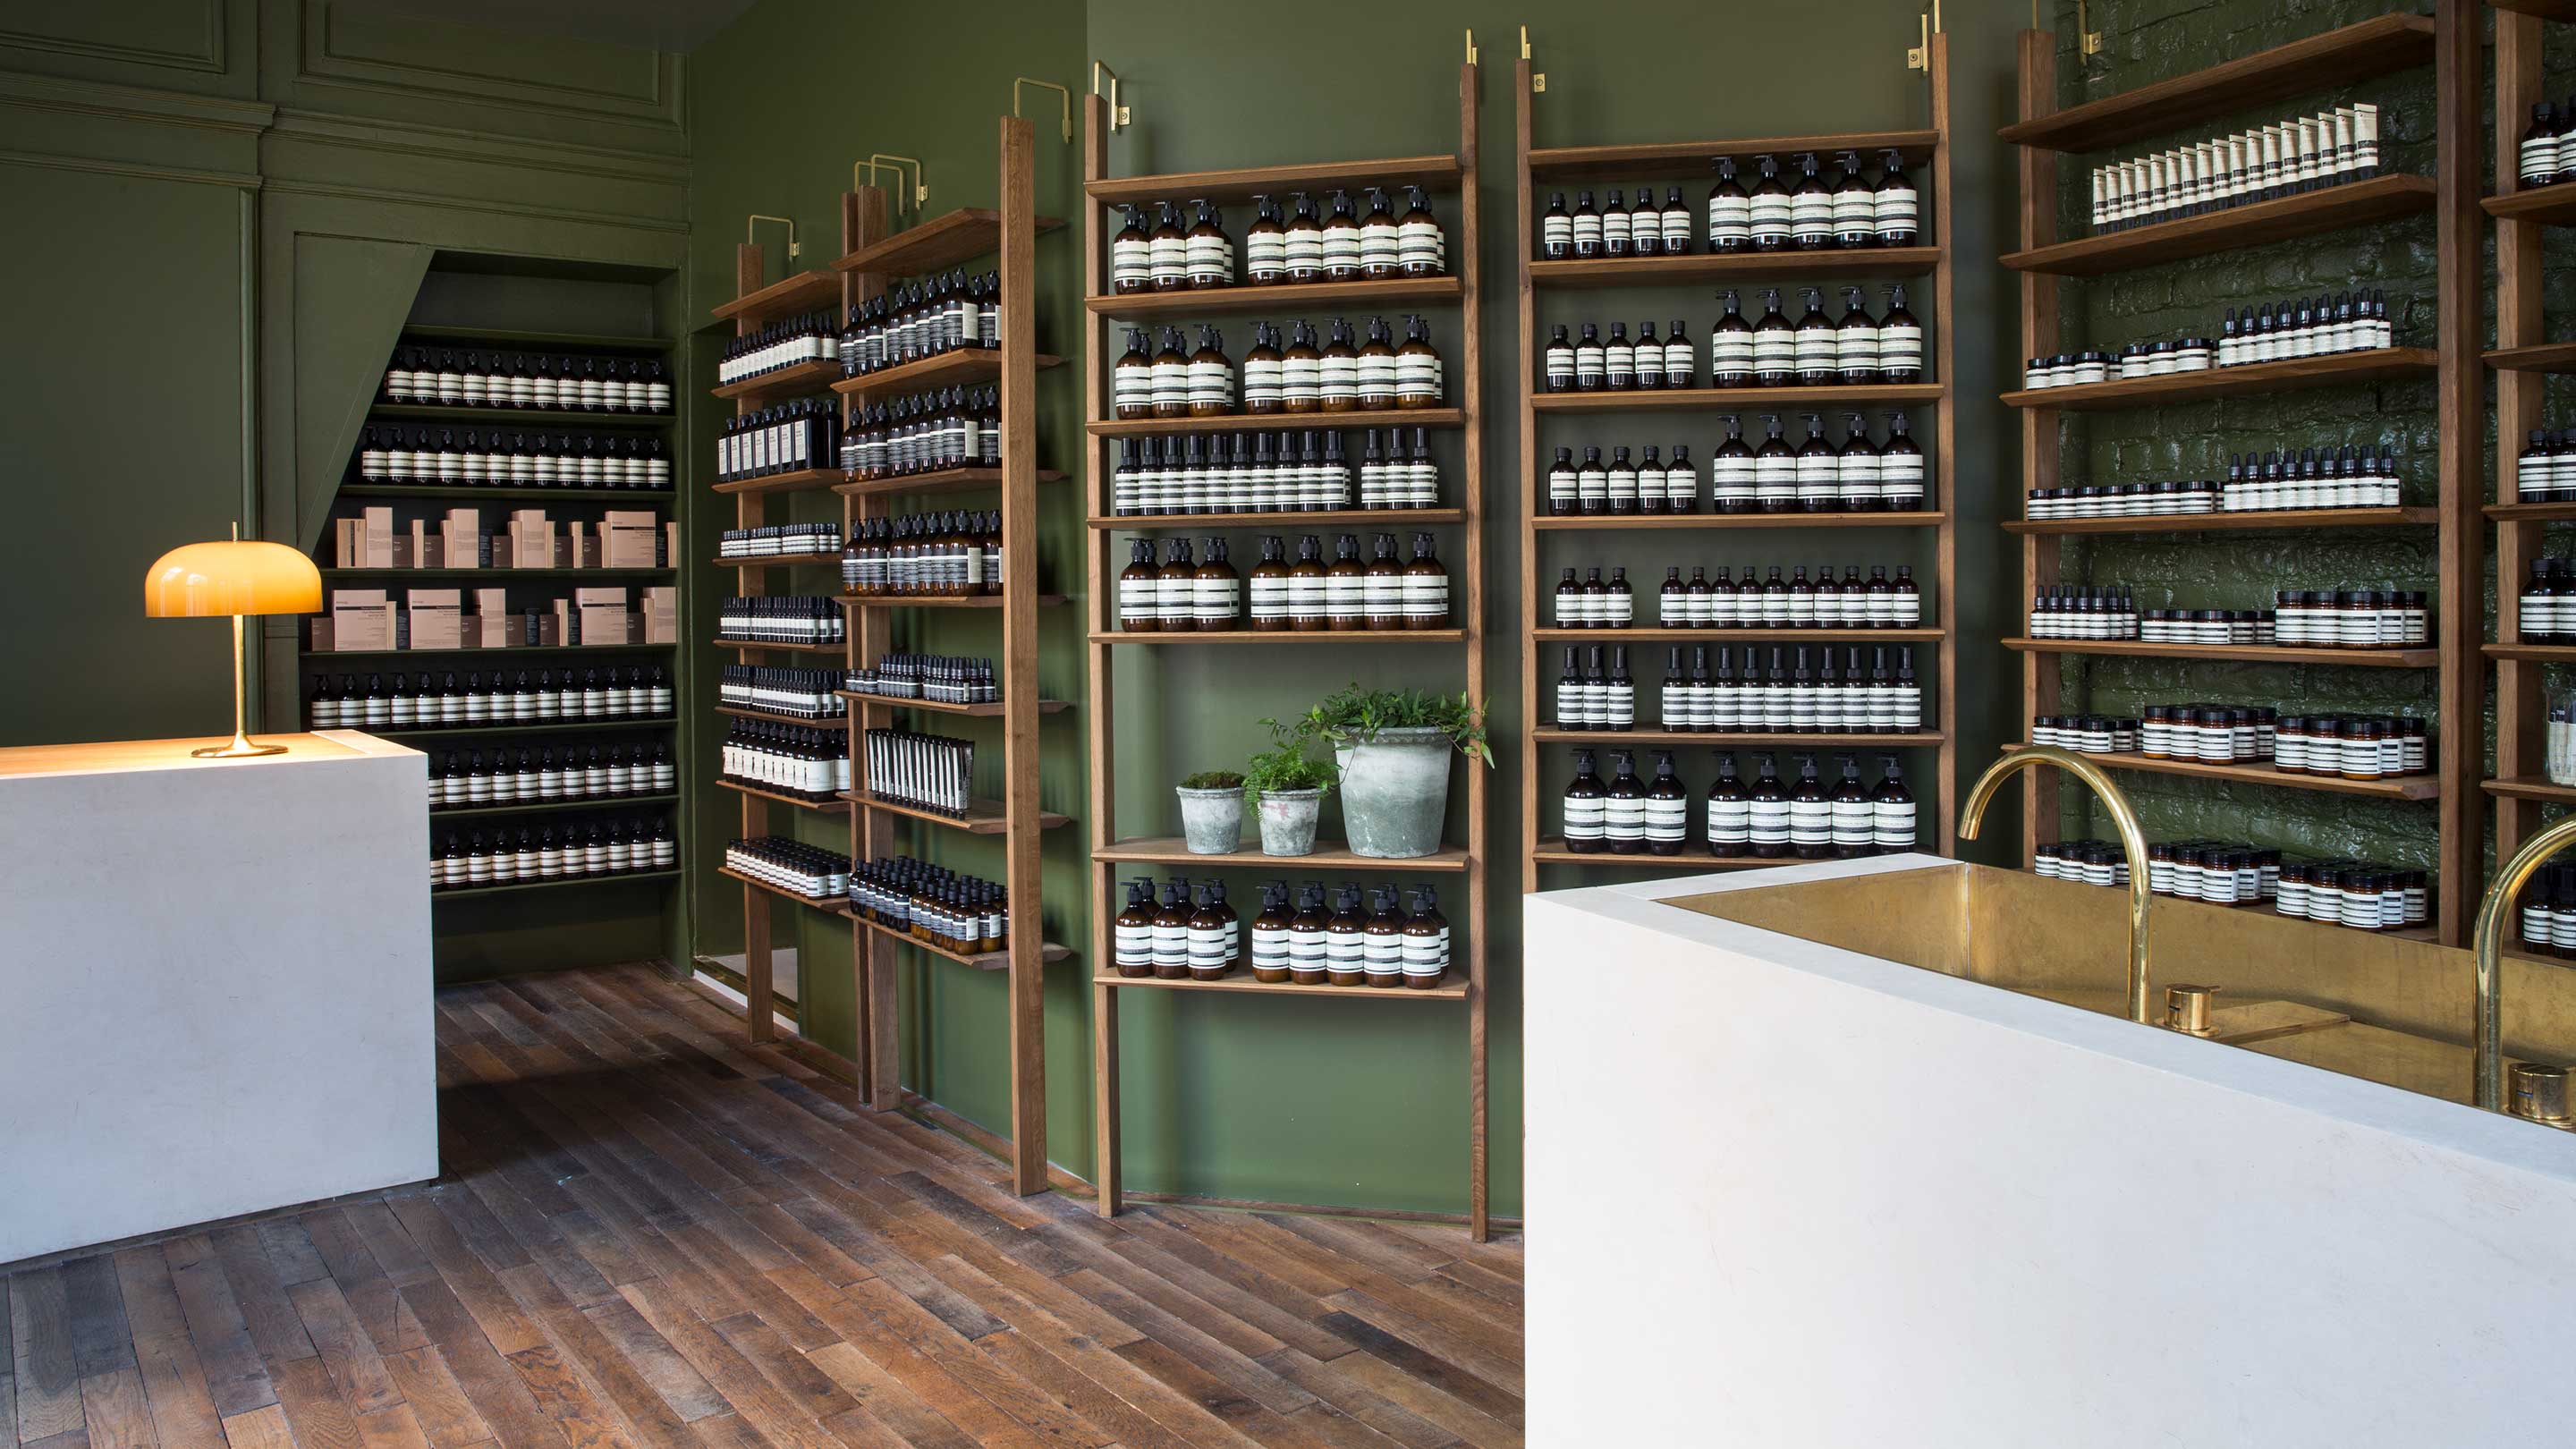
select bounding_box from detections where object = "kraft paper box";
[309,617,333,651]
[466,611,512,648]
[604,511,659,569]
[405,589,462,650]
[443,509,483,570]
[335,518,361,568]
[576,586,631,645]
[361,507,395,568]
[408,519,434,570]
[330,589,392,651]
[665,521,679,566]
[644,586,678,644]
[547,600,571,647]
[510,510,554,569]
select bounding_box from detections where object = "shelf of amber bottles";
[708,114,1072,1202]
[1078,49,1494,1240]
[1513,31,1962,898]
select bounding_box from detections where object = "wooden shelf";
[2483,182,2576,225]
[2004,637,2438,668]
[714,638,846,654]
[1087,407,1467,438]
[320,567,671,580]
[839,789,1071,834]
[1999,349,2439,411]
[1535,510,1943,531]
[1091,971,1467,1001]
[2488,0,2576,20]
[2484,643,2576,663]
[1091,628,1467,644]
[339,485,673,504]
[1530,843,1787,869]
[2486,775,2576,804]
[712,469,843,496]
[835,691,1072,718]
[1092,837,1470,870]
[715,864,844,913]
[303,642,672,659]
[835,208,1064,276]
[1533,730,1943,747]
[1534,383,1941,414]
[716,551,842,568]
[835,592,1065,609]
[1995,13,2436,152]
[2487,502,2576,522]
[431,793,677,819]
[1999,175,2436,276]
[370,402,671,430]
[377,718,672,739]
[1086,275,1464,318]
[434,869,681,901]
[709,270,842,326]
[711,359,843,403]
[399,324,670,353]
[1090,508,1465,529]
[2487,343,2576,373]
[1086,155,1465,208]
[716,778,850,815]
[715,705,847,728]
[1532,627,1940,644]
[848,913,1073,971]
[1527,131,1939,182]
[1530,248,1940,288]
[835,466,1065,498]
[2025,748,2440,801]
[2004,507,2436,536]
[831,349,1062,399]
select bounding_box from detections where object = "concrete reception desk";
[1526,855,2576,1446]
[0,733,436,1264]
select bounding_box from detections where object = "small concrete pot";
[1333,726,1453,859]
[1175,785,1245,855]
[1256,788,1324,857]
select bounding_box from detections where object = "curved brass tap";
[1960,746,2155,1025]
[2470,815,2576,1111]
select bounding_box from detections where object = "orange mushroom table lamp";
[145,524,324,758]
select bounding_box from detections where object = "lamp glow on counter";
[145,523,323,758]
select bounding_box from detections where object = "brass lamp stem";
[2471,815,2576,1110]
[1960,745,2155,1024]
[192,613,282,758]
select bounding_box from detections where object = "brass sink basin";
[1666,861,2576,1111]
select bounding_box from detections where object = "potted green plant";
[1242,720,1337,857]
[1174,769,1245,854]
[1296,684,1493,860]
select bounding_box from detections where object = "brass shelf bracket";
[745,213,799,260]
[2076,0,2103,56]
[869,154,927,214]
[1014,77,1072,142]
[1910,0,1942,70]
[1521,25,1543,91]
[849,159,901,199]
[1092,60,1130,132]
[1464,28,1478,64]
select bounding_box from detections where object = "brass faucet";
[2470,814,2576,1112]
[1960,746,2155,1025]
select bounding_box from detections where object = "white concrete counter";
[1526,855,2576,1446]
[0,733,436,1264]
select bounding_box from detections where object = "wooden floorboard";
[4,968,1525,1448]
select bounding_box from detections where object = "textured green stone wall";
[2043,0,2569,875]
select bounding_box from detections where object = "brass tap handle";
[1960,745,2156,1025]
[2471,814,2576,1111]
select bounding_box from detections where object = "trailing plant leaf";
[1242,717,1338,794]
[1178,770,1244,791]
[1297,683,1495,767]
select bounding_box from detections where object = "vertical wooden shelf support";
[2493,2,2548,868]
[1515,38,1962,889]
[1081,58,1493,1241]
[2004,7,2478,943]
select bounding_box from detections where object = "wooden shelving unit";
[367,402,673,432]
[712,119,1072,1199]
[1517,32,1963,891]
[2490,0,2574,866]
[2004,6,2478,943]
[1080,55,1494,1240]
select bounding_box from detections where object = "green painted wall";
[0,1,696,981]
[687,0,2024,1219]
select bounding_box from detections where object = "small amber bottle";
[1113,328,1155,420]
[1288,534,1329,631]
[1356,317,1400,411]
[1249,534,1291,630]
[1187,882,1236,980]
[1110,207,1151,295]
[1325,533,1367,631]
[1243,324,1284,415]
[1404,533,1451,630]
[1113,880,1157,978]
[1148,203,1189,292]
[1250,884,1293,983]
[1321,189,1361,282]
[1117,538,1160,633]
[1325,886,1368,986]
[1152,878,1193,979]
[1281,322,1323,414]
[1150,327,1191,419]
[1402,886,1448,989]
[1318,319,1360,412]
[1245,194,1288,284]
[1187,325,1234,418]
[1363,532,1406,631]
[1194,538,1241,632]
[1287,885,1329,985]
[1363,886,1406,987]
[1395,314,1442,409]
[1284,192,1325,283]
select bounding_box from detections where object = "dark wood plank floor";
[3,965,1524,1449]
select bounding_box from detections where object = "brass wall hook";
[869,153,927,212]
[850,159,901,198]
[1909,0,1940,70]
[745,213,799,259]
[1013,78,1071,142]
[1463,29,1477,64]
[2077,0,2104,55]
[1092,60,1130,131]
[1521,24,1544,91]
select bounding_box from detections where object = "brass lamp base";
[193,733,289,759]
